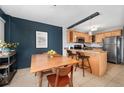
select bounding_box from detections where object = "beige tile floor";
[5,63,124,87]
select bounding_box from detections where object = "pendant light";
[88,31,92,35]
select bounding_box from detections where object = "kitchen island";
[68,49,107,76]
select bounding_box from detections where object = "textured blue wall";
[8,17,62,69]
[0,9,63,69]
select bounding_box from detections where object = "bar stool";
[75,52,92,77]
[66,50,77,59]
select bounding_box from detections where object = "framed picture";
[36,31,48,48]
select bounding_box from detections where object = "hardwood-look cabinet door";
[95,34,101,43]
[111,30,122,36]
[67,30,71,43]
[85,35,92,43]
[84,35,89,43]
[104,32,112,37]
[89,36,92,43]
[73,31,78,42]
[67,30,75,43]
[95,33,104,43]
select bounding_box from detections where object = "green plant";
[0,40,19,49]
[47,50,56,55]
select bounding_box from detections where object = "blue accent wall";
[0,9,63,69]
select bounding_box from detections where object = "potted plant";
[47,50,56,58]
[0,40,19,55]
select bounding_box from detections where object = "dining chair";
[47,65,73,87]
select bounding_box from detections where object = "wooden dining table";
[30,53,79,87]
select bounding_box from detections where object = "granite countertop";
[69,49,107,53]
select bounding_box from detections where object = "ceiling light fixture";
[91,25,98,31]
[88,31,92,35]
[89,25,99,35]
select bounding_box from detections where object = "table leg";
[36,71,43,87]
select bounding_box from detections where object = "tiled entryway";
[5,63,124,87]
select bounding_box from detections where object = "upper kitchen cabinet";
[95,33,104,43]
[67,29,80,43]
[67,29,122,43]
[67,29,92,43]
[84,34,92,43]
[111,29,122,36]
[67,29,75,43]
[95,29,122,43]
[104,29,122,37]
[104,32,112,37]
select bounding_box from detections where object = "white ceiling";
[1,5,124,32]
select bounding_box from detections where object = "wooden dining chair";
[47,65,73,87]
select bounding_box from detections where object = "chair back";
[67,50,73,56]
[53,65,73,87]
[76,52,82,58]
[76,51,86,60]
[57,65,73,76]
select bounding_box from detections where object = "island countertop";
[67,49,107,76]
[69,49,107,53]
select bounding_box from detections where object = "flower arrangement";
[47,50,56,58]
[0,40,19,50]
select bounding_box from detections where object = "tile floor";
[5,63,124,87]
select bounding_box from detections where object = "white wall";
[0,17,5,41]
[62,27,67,56]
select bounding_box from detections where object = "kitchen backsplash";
[65,43,84,49]
[85,43,103,48]
[65,43,103,49]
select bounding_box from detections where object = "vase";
[1,48,10,55]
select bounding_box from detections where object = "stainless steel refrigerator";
[103,36,124,64]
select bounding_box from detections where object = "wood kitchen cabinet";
[95,29,122,43]
[67,29,75,43]
[67,30,72,43]
[84,34,92,43]
[67,29,92,43]
[111,29,122,36]
[103,29,121,37]
[69,49,107,76]
[95,33,104,43]
[104,32,112,37]
[95,34,100,43]
[67,29,122,43]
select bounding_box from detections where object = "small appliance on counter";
[74,45,82,49]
